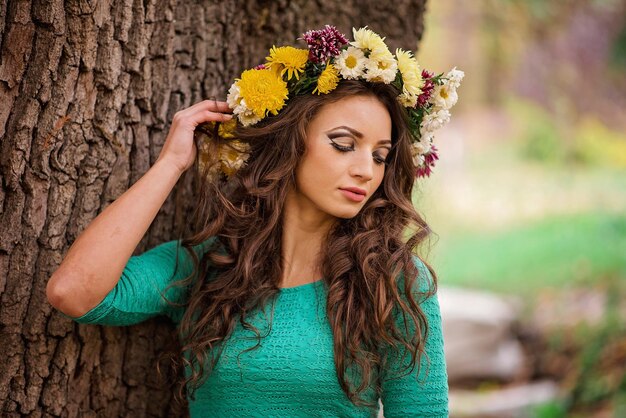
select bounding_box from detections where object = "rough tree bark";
[0,0,427,416]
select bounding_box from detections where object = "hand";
[156,100,234,174]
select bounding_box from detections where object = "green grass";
[431,211,626,295]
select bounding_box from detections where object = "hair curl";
[157,79,438,412]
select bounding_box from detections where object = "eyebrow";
[326,125,392,146]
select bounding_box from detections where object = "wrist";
[154,157,186,178]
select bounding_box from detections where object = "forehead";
[307,95,392,139]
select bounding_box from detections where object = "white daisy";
[431,84,458,110]
[334,47,366,79]
[363,48,398,84]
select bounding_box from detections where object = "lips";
[339,187,367,203]
[339,187,366,196]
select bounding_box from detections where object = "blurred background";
[413,0,626,417]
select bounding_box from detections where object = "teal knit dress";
[64,240,449,417]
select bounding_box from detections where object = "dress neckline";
[278,278,324,293]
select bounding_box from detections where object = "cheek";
[297,145,343,186]
[372,169,385,194]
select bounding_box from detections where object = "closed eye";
[329,140,389,165]
[374,154,388,165]
[330,141,354,152]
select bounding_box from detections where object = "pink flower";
[417,70,435,107]
[254,64,267,70]
[416,145,439,178]
[300,25,348,63]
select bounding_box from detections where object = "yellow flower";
[236,68,288,118]
[265,46,309,80]
[220,140,251,177]
[398,93,418,107]
[218,118,237,139]
[350,27,387,52]
[313,64,340,94]
[396,48,423,96]
[197,119,237,139]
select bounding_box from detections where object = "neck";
[280,188,336,287]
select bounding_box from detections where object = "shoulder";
[132,237,220,286]
[155,236,219,264]
[395,254,436,298]
[180,236,221,261]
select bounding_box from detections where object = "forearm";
[47,159,183,317]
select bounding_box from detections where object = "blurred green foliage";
[505,97,626,168]
[531,401,568,418]
[418,2,626,416]
[434,211,626,294]
[564,281,625,416]
[505,98,565,164]
[574,118,626,167]
[539,277,626,418]
[610,23,626,68]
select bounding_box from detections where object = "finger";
[206,111,234,122]
[187,110,233,126]
[176,100,233,123]
[203,100,233,113]
[185,100,232,117]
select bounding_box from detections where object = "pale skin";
[46,95,392,316]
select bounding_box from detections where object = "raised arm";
[46,100,233,318]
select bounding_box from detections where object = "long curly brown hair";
[157,79,438,411]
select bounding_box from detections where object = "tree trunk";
[0,0,427,416]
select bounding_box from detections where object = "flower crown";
[197,25,463,180]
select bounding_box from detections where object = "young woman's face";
[293,95,392,220]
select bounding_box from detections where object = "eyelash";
[329,140,388,165]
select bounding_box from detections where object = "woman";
[47,26,460,417]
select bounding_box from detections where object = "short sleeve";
[380,255,449,417]
[61,238,215,326]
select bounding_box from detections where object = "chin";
[325,204,364,219]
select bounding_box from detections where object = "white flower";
[420,109,451,134]
[412,140,431,156]
[350,27,387,51]
[226,83,241,109]
[334,46,366,79]
[363,47,398,84]
[422,131,435,145]
[411,144,426,167]
[432,83,458,110]
[446,67,465,89]
[233,99,262,126]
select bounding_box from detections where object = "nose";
[348,151,374,181]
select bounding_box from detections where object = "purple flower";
[300,25,348,63]
[416,145,439,178]
[417,70,435,107]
